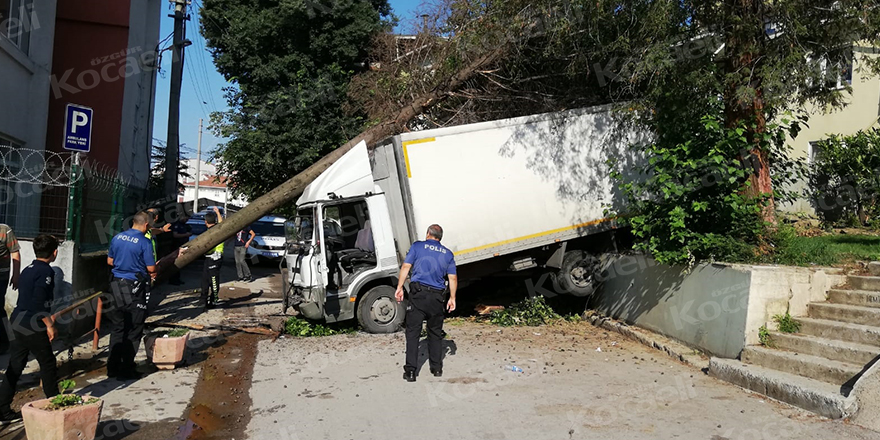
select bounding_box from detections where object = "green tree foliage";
[610,111,806,265]
[810,129,880,225]
[148,140,191,200]
[200,0,392,202]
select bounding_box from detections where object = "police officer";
[395,224,457,382]
[106,211,156,381]
[201,207,224,310]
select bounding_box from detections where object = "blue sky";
[152,0,427,162]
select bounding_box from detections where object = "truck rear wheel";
[553,251,600,297]
[357,285,405,334]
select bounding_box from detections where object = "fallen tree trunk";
[157,45,507,274]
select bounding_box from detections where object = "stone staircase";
[710,268,880,418]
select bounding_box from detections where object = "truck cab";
[285,142,406,333]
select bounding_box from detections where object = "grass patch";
[489,296,562,327]
[770,231,880,266]
[758,326,774,347]
[284,316,355,337]
[773,312,801,333]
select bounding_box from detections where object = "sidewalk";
[0,248,284,440]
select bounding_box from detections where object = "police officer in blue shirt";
[106,211,156,381]
[395,224,458,382]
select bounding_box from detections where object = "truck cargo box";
[376,104,648,266]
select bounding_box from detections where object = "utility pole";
[193,118,203,212]
[164,0,190,200]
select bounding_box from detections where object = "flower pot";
[147,333,189,370]
[21,398,103,440]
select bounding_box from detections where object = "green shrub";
[773,312,801,333]
[167,328,190,338]
[809,129,880,226]
[490,296,562,327]
[610,113,806,265]
[284,317,354,337]
[758,326,774,347]
[47,380,99,410]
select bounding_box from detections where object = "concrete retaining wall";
[744,265,845,345]
[591,254,846,359]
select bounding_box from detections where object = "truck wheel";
[357,286,404,334]
[552,251,600,297]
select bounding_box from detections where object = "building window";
[0,0,34,54]
[807,47,853,91]
[808,141,822,164]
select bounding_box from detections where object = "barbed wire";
[0,146,131,189]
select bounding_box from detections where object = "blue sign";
[63,104,93,152]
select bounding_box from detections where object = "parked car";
[246,215,287,264]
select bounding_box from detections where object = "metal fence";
[68,158,147,254]
[0,146,147,252]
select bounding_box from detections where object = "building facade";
[180,175,248,209]
[781,47,880,214]
[0,0,161,326]
[0,0,57,237]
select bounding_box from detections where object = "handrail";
[52,291,104,351]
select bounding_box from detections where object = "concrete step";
[869,262,880,276]
[741,346,862,385]
[828,289,880,308]
[709,358,853,419]
[808,302,880,326]
[798,317,880,348]
[768,332,879,365]
[848,275,880,291]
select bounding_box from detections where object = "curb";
[585,313,708,369]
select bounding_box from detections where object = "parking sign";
[63,104,93,152]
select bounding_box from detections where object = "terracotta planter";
[147,333,189,370]
[21,398,103,440]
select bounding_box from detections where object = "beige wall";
[781,47,880,213]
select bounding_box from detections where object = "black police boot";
[403,370,416,382]
[430,368,442,377]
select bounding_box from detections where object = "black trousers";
[0,269,9,350]
[202,258,221,307]
[0,325,58,414]
[106,277,148,376]
[169,242,188,284]
[405,283,446,373]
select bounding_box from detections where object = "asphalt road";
[247,321,880,440]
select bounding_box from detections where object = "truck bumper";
[296,301,324,320]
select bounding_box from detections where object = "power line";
[180,16,213,121]
[189,2,220,113]
[185,59,212,120]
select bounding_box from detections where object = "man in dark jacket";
[0,234,60,424]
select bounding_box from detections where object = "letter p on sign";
[71,111,89,133]
[63,104,94,152]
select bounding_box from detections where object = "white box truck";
[283,104,647,332]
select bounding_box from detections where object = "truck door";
[321,200,377,295]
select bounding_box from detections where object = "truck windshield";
[291,210,315,244]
